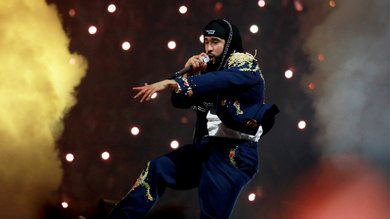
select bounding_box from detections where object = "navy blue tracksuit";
[109,52,279,219]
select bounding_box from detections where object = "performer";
[108,19,279,219]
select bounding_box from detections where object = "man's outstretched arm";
[133,80,179,103]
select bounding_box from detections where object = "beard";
[203,55,222,73]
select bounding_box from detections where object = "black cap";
[203,19,243,71]
[203,21,229,40]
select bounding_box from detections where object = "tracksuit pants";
[108,137,259,219]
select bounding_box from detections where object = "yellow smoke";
[0,1,87,218]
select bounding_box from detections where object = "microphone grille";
[202,55,210,64]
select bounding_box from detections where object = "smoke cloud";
[301,0,389,167]
[0,1,87,218]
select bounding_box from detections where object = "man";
[109,19,279,219]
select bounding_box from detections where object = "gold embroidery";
[229,146,239,167]
[227,52,260,72]
[130,161,154,201]
[233,100,243,115]
[245,119,258,128]
[181,77,193,96]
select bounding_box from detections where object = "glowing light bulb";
[101,151,110,160]
[130,126,140,135]
[179,5,188,14]
[107,4,116,13]
[170,140,179,149]
[298,120,306,129]
[61,202,69,208]
[88,26,97,35]
[68,9,76,17]
[285,69,293,79]
[250,25,259,34]
[151,92,157,99]
[294,0,303,12]
[65,153,74,162]
[122,41,131,50]
[180,116,189,124]
[258,0,266,8]
[199,35,204,43]
[308,82,316,90]
[329,0,336,8]
[214,2,223,13]
[248,193,256,201]
[168,41,176,49]
[317,53,325,61]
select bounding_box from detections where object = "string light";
[170,140,179,149]
[298,120,307,129]
[317,53,325,62]
[199,35,204,43]
[308,82,316,90]
[180,116,189,124]
[130,126,140,136]
[167,41,176,49]
[179,5,188,14]
[248,193,256,201]
[101,151,110,160]
[294,0,303,12]
[214,2,223,13]
[107,4,116,13]
[329,0,336,8]
[65,153,74,162]
[150,92,157,99]
[249,24,259,34]
[68,9,76,17]
[284,69,293,79]
[122,41,131,50]
[61,202,69,208]
[258,0,266,8]
[88,26,97,35]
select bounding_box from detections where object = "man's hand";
[184,53,208,75]
[133,80,178,102]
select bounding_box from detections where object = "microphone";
[170,55,210,78]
